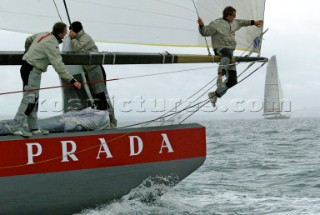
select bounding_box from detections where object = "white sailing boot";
[110,117,118,128]
[216,77,223,88]
[208,92,217,108]
[31,129,49,135]
[13,130,33,138]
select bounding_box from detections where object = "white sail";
[0,0,265,52]
[263,55,290,119]
[197,0,266,52]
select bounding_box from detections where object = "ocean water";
[76,117,320,215]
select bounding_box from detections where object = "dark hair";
[70,21,83,33]
[52,22,67,35]
[223,6,236,19]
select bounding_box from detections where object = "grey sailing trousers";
[14,67,42,131]
[84,65,117,125]
[214,48,237,97]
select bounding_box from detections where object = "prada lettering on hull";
[0,126,206,177]
[26,134,174,165]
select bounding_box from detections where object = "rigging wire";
[178,100,210,124]
[190,0,212,56]
[127,31,268,126]
[0,66,215,96]
[168,62,264,123]
[160,78,215,125]
[127,57,266,127]
[159,34,269,124]
[190,0,200,17]
[154,84,214,126]
[52,0,63,22]
[174,63,254,123]
[120,60,265,128]
[178,62,267,124]
[113,65,215,81]
[63,0,72,25]
[119,99,210,129]
[237,61,267,85]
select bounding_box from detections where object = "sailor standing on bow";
[13,22,82,137]
[69,21,117,128]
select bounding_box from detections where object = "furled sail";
[0,0,266,53]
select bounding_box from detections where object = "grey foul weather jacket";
[23,32,75,82]
[71,29,98,52]
[199,18,254,50]
[71,29,99,71]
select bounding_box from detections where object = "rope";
[170,62,262,124]
[238,61,267,84]
[177,61,267,123]
[0,66,214,96]
[160,78,215,125]
[128,60,266,126]
[119,99,210,129]
[0,79,117,96]
[112,65,219,128]
[179,99,211,124]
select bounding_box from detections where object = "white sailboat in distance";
[263,55,290,119]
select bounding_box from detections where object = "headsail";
[197,0,266,53]
[0,0,265,53]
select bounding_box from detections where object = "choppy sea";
[75,117,320,215]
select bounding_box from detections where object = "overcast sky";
[0,0,319,120]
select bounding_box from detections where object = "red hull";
[0,124,206,177]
